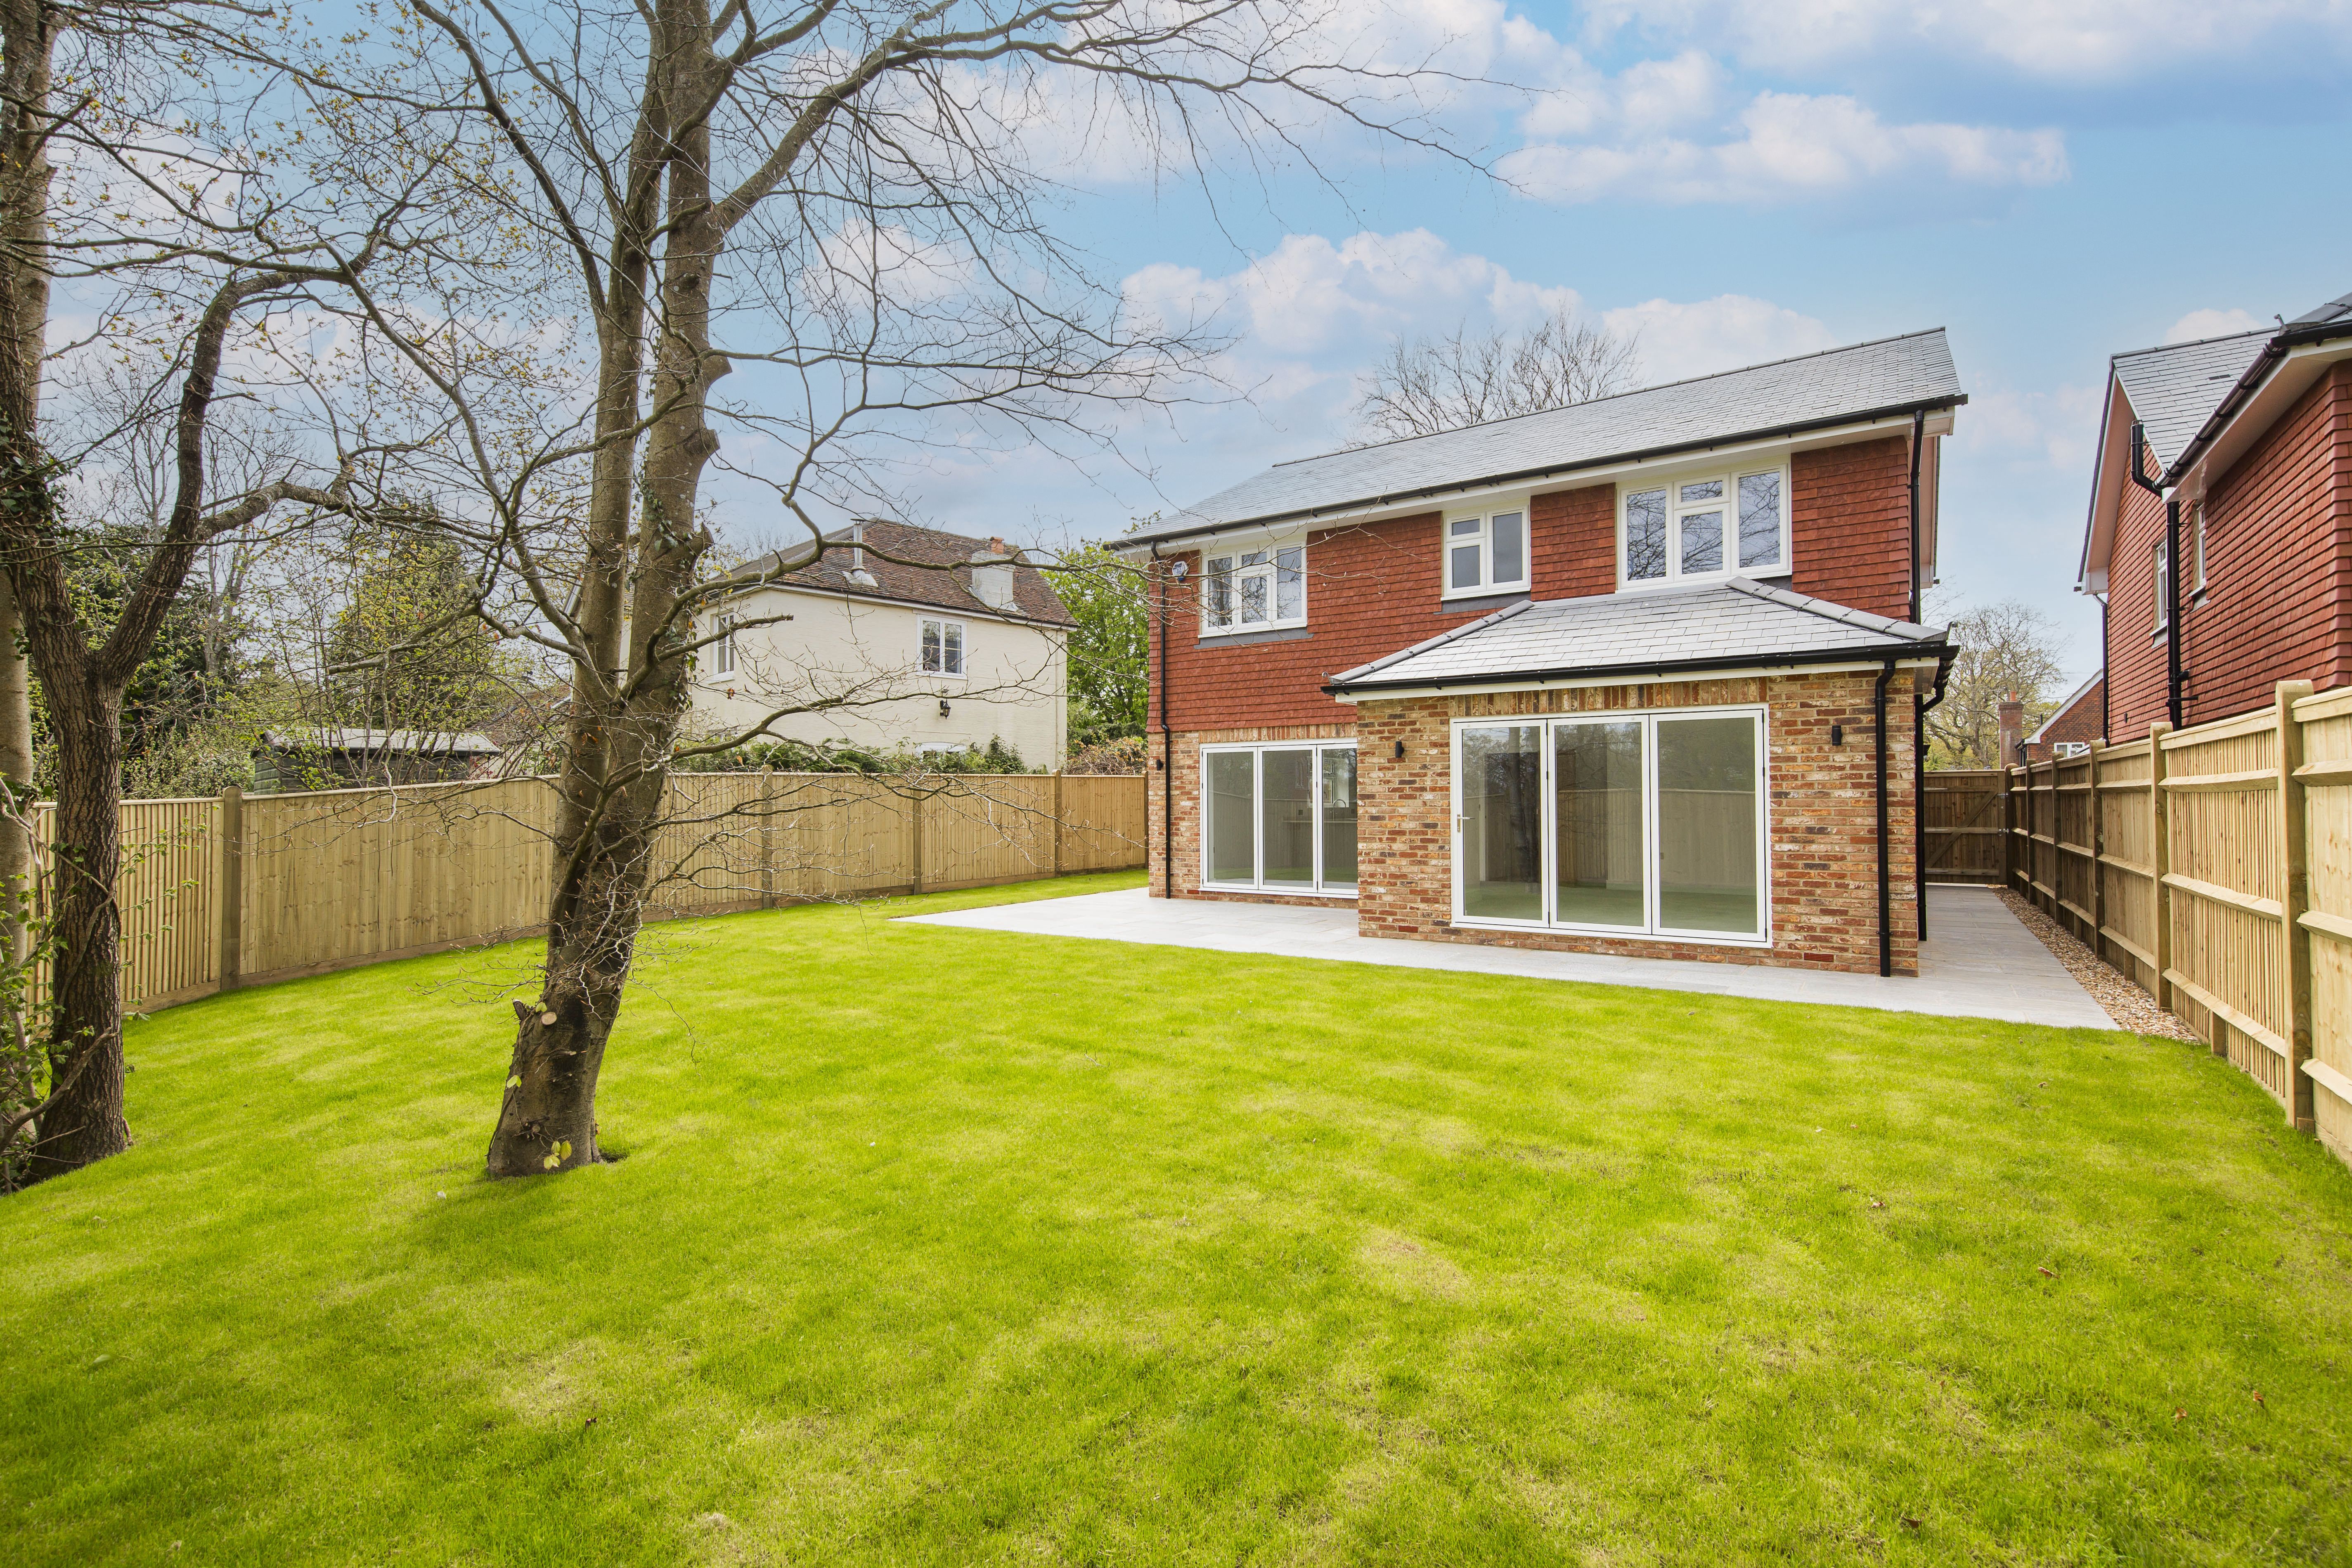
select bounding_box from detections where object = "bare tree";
[1924,596,2073,768]
[274,0,1488,1178]
[1352,303,1639,443]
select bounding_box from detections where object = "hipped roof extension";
[1113,330,1964,554]
[2081,293,2352,592]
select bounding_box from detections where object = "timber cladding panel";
[1990,679,2352,1171]
[32,773,1147,1010]
[2106,362,2352,741]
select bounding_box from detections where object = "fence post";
[759,766,777,910]
[217,785,243,993]
[1998,763,2014,892]
[1052,771,1065,878]
[2278,681,2317,1133]
[2149,721,2173,1014]
[910,784,926,896]
[2088,740,2106,963]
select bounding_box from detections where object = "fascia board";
[2080,375,2134,586]
[1327,653,1945,703]
[2175,337,2352,503]
[709,578,1055,632]
[1104,409,1955,560]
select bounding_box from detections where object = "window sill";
[1615,567,1791,593]
[1201,881,1357,899]
[1438,590,1530,615]
[1197,625,1311,648]
[1448,913,1772,948]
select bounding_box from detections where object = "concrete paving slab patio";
[901,883,2118,1029]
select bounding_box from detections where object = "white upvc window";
[1200,741,1358,896]
[1442,504,1529,598]
[2190,501,2207,597]
[921,617,965,676]
[1620,466,1788,587]
[1450,707,1770,946]
[711,615,737,676]
[2152,533,2171,634]
[1203,540,1306,634]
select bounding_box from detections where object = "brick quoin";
[2106,362,2352,738]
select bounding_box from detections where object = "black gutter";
[1150,543,1175,899]
[1122,395,1970,552]
[1876,659,1895,978]
[1322,639,1947,698]
[2128,423,2182,729]
[2159,313,2352,490]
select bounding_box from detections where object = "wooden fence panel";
[2293,687,2352,1161]
[1921,769,2004,883]
[2094,739,2158,993]
[1060,774,1148,873]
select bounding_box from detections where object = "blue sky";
[744,2,2352,685]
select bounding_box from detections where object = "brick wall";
[2105,362,2352,739]
[1151,669,1922,974]
[1791,436,1915,621]
[2025,677,2104,762]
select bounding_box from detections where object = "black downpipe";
[1875,660,1895,977]
[1151,544,1174,899]
[1905,409,1926,936]
[1906,408,1926,625]
[2099,595,2111,739]
[2127,423,2182,729]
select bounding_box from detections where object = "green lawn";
[6,870,2351,1566]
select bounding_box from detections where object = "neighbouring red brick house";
[2080,293,2352,736]
[2024,674,2105,762]
[1114,332,1965,976]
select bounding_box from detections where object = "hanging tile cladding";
[1150,486,1617,733]
[1790,436,1913,620]
[2106,362,2352,739]
[1349,669,1921,974]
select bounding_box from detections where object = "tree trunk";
[23,679,127,1178]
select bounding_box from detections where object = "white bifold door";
[1453,709,1766,943]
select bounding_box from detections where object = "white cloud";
[2165,307,2264,343]
[1505,90,2066,206]
[1583,0,2352,82]
[1954,383,2103,474]
[1599,295,1836,383]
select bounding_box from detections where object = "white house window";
[1204,542,1305,633]
[2053,741,2090,760]
[2191,501,2207,596]
[711,616,737,676]
[1443,507,1528,598]
[1453,709,1767,943]
[1622,468,1786,586]
[921,617,965,676]
[1202,742,1357,894]
[2152,533,2171,633]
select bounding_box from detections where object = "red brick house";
[1114,331,1964,976]
[2080,293,2352,735]
[2024,674,2105,762]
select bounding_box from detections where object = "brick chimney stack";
[1997,692,2025,768]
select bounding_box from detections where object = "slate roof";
[720,518,1074,627]
[2110,329,2272,471]
[1325,579,1947,695]
[1127,329,1964,548]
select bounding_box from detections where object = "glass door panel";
[1207,752,1256,884]
[1553,721,1646,927]
[1460,725,1543,920]
[1261,749,1315,886]
[1655,715,1760,934]
[1320,749,1358,889]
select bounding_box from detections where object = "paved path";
[900,883,2116,1029]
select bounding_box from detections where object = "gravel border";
[1992,887,2201,1040]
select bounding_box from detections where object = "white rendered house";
[689,520,1072,768]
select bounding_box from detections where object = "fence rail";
[31,771,1145,1012]
[1931,682,2352,1170]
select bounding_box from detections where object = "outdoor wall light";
[1831,724,1845,747]
[1394,740,1405,759]
[939,699,951,717]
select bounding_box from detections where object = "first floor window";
[1455,709,1765,941]
[2191,501,2206,595]
[2152,533,2171,631]
[922,617,965,676]
[1623,468,1785,585]
[1204,542,1305,632]
[1203,743,1356,893]
[1444,508,1527,596]
[711,616,737,676]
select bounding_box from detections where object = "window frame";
[1200,537,1308,637]
[2152,531,2171,635]
[1448,706,1772,947]
[920,616,967,678]
[1197,740,1359,898]
[710,615,738,677]
[2190,500,2207,599]
[1616,464,1791,590]
[1439,501,1531,600]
